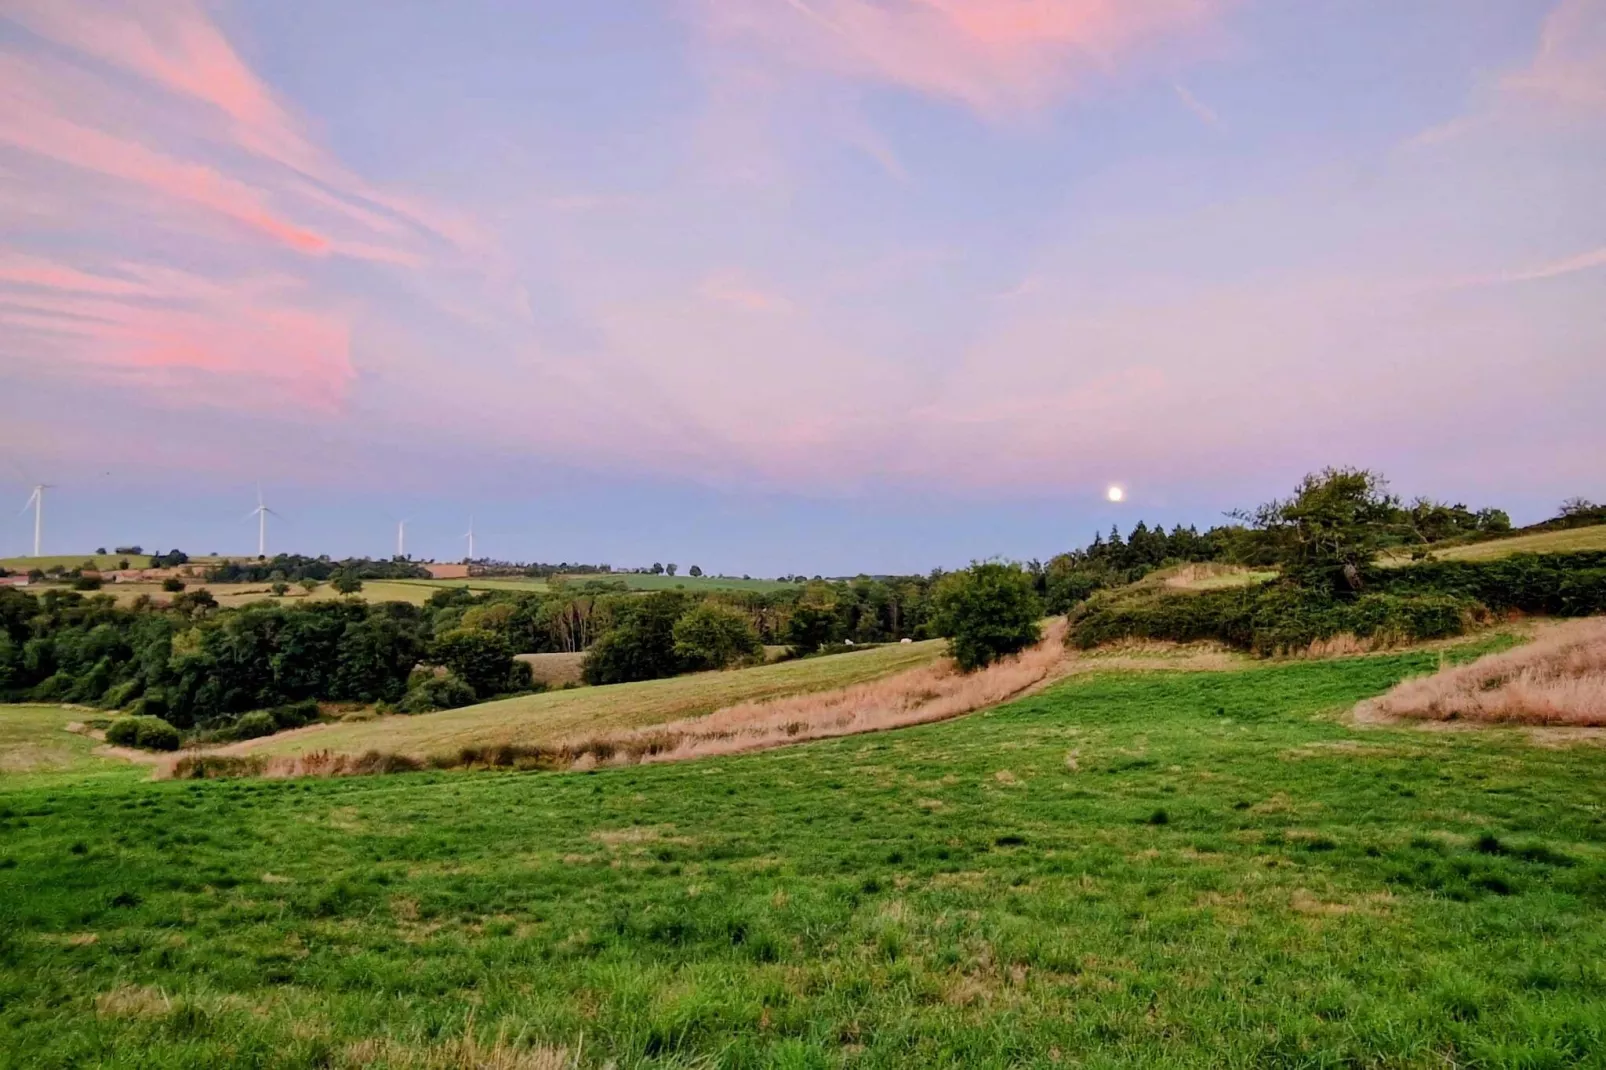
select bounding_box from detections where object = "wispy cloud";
[1172,82,1220,126]
[1487,246,1606,285]
[699,274,795,313]
[698,0,1222,117]
[0,0,510,414]
[1501,0,1606,110]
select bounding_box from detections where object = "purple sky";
[2,0,1603,573]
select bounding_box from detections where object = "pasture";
[0,554,153,572]
[1379,524,1606,565]
[3,640,1603,1067]
[234,641,948,760]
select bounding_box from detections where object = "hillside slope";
[237,640,947,758]
[4,643,1602,1065]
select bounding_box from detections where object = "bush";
[397,673,477,714]
[1070,581,1483,655]
[161,578,186,593]
[233,710,278,740]
[673,603,762,671]
[504,659,538,693]
[105,715,181,751]
[932,562,1043,672]
[72,576,102,591]
[270,699,320,729]
[271,582,290,597]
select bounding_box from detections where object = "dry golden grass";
[1156,563,1280,590]
[1360,617,1606,726]
[515,652,586,688]
[341,1030,574,1069]
[566,620,1077,765]
[226,641,948,760]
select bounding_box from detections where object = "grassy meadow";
[236,641,948,760]
[0,554,154,572]
[1378,524,1606,566]
[3,638,1605,1067]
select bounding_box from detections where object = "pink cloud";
[1502,0,1606,110]
[0,59,331,254]
[700,0,1221,115]
[699,274,795,313]
[5,0,486,255]
[0,264,353,410]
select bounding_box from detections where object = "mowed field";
[238,641,948,759]
[3,640,1604,1066]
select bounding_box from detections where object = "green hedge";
[1070,552,1606,655]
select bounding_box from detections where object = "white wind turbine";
[395,517,410,559]
[245,487,280,558]
[20,483,54,557]
[462,515,476,562]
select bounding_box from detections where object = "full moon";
[1106,485,1125,502]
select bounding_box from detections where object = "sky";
[1,0,1603,575]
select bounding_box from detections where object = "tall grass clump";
[1361,617,1606,725]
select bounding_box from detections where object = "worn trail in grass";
[3,651,1604,1068]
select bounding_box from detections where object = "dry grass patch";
[1359,617,1606,726]
[96,985,171,1019]
[567,620,1074,766]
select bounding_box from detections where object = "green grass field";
[3,639,1603,1067]
[0,554,153,572]
[1379,524,1606,566]
[0,706,133,786]
[240,641,948,759]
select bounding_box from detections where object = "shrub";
[397,673,477,714]
[1070,581,1483,655]
[133,692,169,720]
[168,755,266,779]
[504,659,538,693]
[932,562,1043,672]
[270,699,320,729]
[72,576,102,591]
[271,582,290,597]
[105,715,181,751]
[233,711,278,740]
[161,578,186,593]
[673,603,762,671]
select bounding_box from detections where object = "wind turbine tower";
[396,519,407,559]
[463,516,476,562]
[246,488,279,557]
[21,484,53,557]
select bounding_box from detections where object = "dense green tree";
[581,592,690,685]
[672,603,762,671]
[430,629,516,699]
[330,571,364,595]
[1234,468,1404,594]
[932,562,1043,672]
